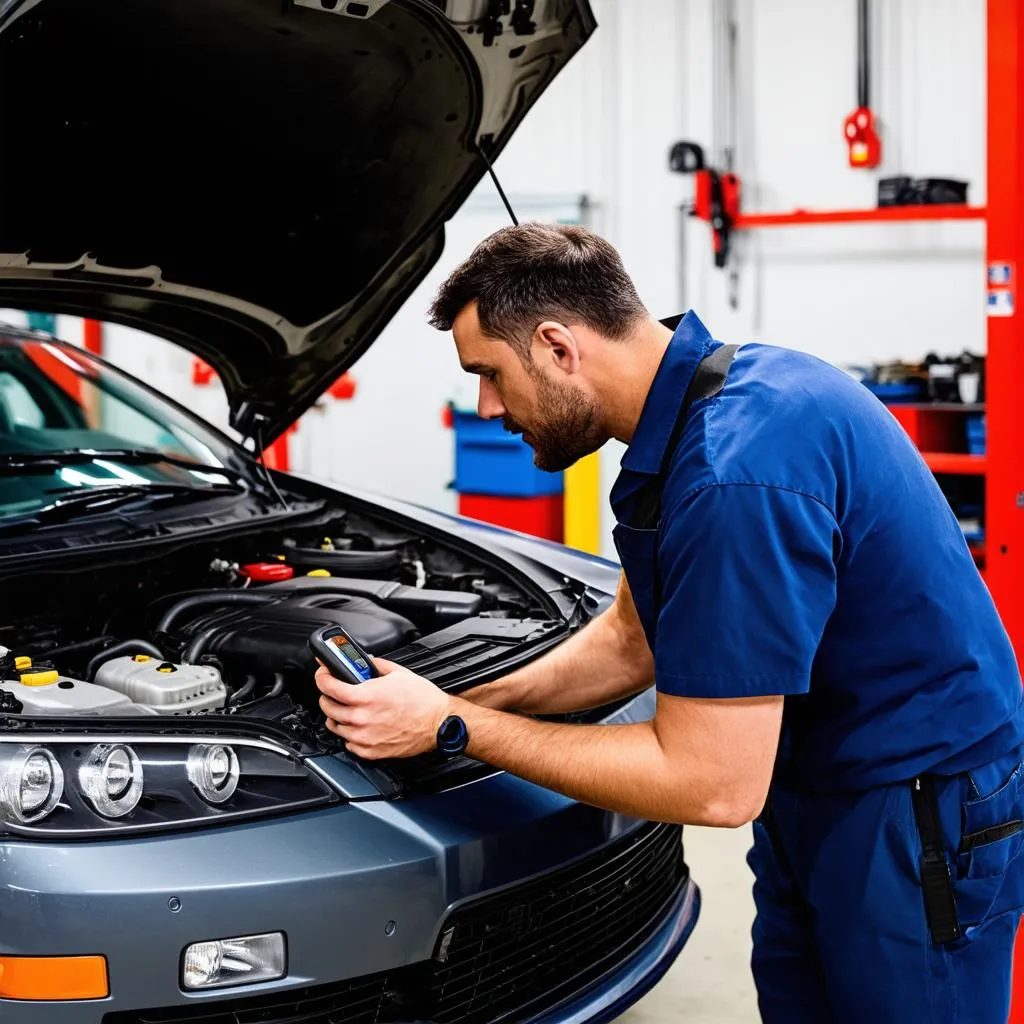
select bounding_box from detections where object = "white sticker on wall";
[988,289,1015,317]
[989,263,1014,286]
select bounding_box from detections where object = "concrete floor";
[618,825,760,1023]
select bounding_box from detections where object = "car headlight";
[80,743,143,818]
[0,746,64,824]
[0,734,335,837]
[187,744,239,805]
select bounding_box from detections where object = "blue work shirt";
[611,311,1024,792]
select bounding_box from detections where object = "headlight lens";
[0,735,335,837]
[187,744,239,804]
[79,744,143,818]
[0,746,64,824]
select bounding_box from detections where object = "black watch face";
[438,715,467,754]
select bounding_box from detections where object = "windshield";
[0,328,246,518]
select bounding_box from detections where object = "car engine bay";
[0,506,571,741]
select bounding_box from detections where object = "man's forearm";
[315,658,782,827]
[461,591,653,715]
[448,694,761,828]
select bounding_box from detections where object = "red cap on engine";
[240,562,295,582]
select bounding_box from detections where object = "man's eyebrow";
[461,362,492,375]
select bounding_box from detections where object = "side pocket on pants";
[953,758,1024,941]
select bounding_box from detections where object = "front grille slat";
[438,835,682,971]
[104,822,686,1024]
[428,822,686,1024]
[433,877,677,1003]
[432,873,681,1010]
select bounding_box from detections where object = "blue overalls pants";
[749,747,1024,1023]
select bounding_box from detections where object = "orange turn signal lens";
[0,955,109,1000]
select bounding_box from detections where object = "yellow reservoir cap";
[13,656,31,671]
[307,569,332,577]
[132,654,152,663]
[0,955,109,1000]
[19,670,59,687]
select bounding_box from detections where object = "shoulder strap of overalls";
[630,336,740,531]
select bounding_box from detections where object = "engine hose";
[181,624,224,666]
[155,592,275,637]
[38,635,116,664]
[87,639,164,681]
[228,675,257,705]
[266,672,286,699]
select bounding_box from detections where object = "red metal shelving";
[920,452,988,475]
[734,204,987,230]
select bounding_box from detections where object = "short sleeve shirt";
[610,311,1024,791]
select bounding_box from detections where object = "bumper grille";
[104,822,686,1024]
[102,971,390,1024]
[426,821,686,1023]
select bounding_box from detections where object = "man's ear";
[534,321,581,374]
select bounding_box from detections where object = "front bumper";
[0,765,697,1023]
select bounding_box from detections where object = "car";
[0,2,700,1022]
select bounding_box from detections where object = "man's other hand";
[315,658,453,760]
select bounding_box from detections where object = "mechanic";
[315,222,1024,1023]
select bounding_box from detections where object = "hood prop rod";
[476,139,519,226]
[248,413,291,512]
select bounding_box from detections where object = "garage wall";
[3,0,987,560]
[692,0,987,373]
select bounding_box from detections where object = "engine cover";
[176,593,418,679]
[95,656,227,714]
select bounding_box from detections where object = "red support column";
[986,0,1024,657]
[988,4,1024,1020]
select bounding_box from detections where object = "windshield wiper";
[0,448,246,481]
[0,481,246,535]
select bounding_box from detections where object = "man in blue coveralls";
[316,223,1024,1021]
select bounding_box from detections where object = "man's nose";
[477,379,506,420]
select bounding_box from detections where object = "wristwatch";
[436,714,469,758]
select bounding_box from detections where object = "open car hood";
[0,0,595,440]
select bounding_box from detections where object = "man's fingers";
[318,694,368,726]
[322,717,378,760]
[372,657,401,675]
[315,669,371,705]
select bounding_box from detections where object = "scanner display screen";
[329,632,372,679]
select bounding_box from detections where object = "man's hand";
[315,658,453,759]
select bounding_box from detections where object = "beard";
[503,371,606,473]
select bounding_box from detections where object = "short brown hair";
[428,222,648,357]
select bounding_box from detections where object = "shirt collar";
[619,309,715,476]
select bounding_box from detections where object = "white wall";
[3,0,988,560]
[695,0,987,372]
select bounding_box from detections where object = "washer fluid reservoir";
[1,663,155,716]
